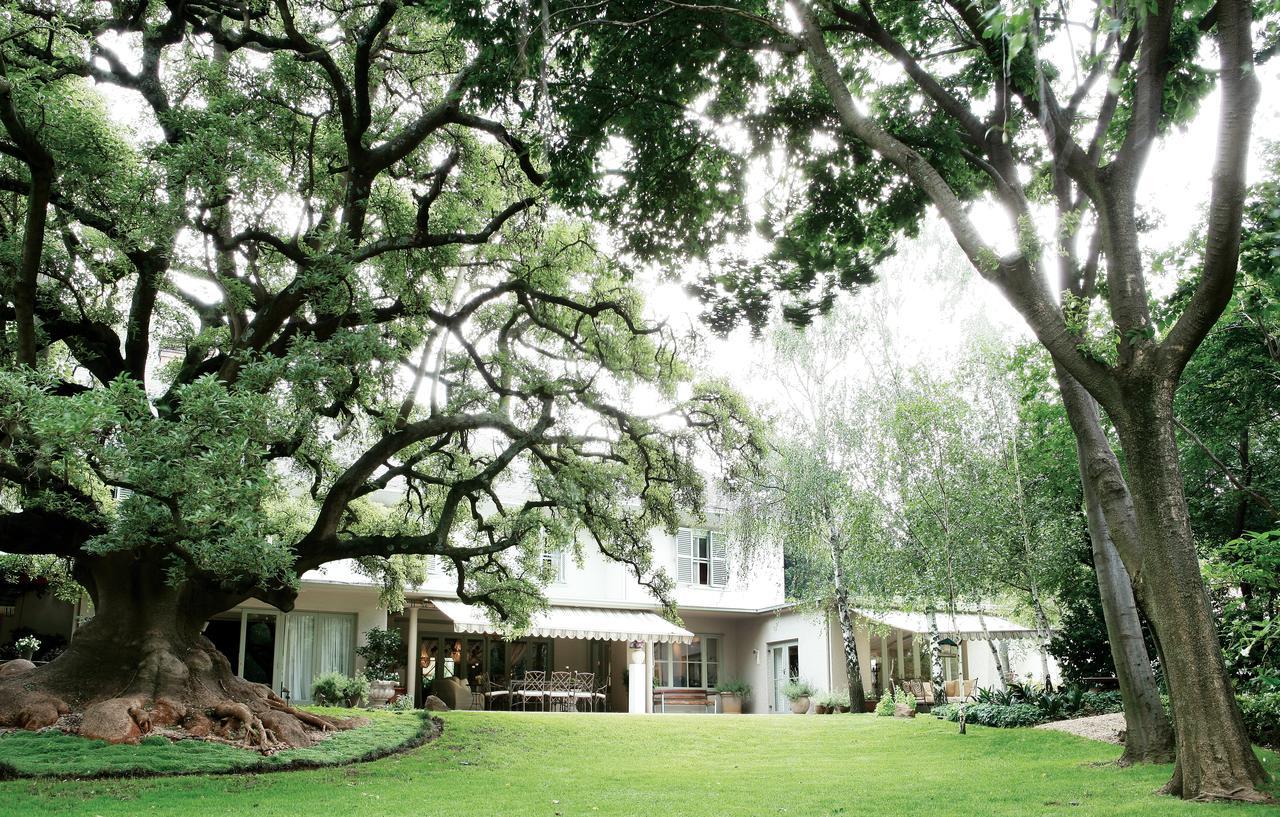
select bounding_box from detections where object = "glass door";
[770,642,799,712]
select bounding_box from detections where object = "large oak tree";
[0,1,756,748]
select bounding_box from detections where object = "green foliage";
[355,628,404,682]
[875,689,896,717]
[714,679,752,697]
[781,680,814,701]
[312,673,369,707]
[0,1,763,633]
[0,708,427,777]
[935,702,1044,728]
[893,686,917,711]
[1237,693,1280,748]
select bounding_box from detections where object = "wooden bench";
[654,688,719,713]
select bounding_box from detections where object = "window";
[653,635,720,689]
[541,549,566,583]
[676,528,727,587]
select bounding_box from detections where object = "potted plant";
[893,687,918,718]
[783,680,815,714]
[356,627,403,707]
[14,634,40,662]
[313,671,370,708]
[715,679,751,714]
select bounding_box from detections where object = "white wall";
[401,527,785,614]
[733,608,833,714]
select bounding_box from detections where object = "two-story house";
[184,513,1055,713]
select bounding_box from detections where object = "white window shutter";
[710,530,728,587]
[676,528,693,584]
[113,487,134,502]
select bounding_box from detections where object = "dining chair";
[572,671,595,712]
[516,670,547,711]
[548,670,574,712]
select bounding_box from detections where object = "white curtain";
[282,612,355,702]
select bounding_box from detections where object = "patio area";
[389,600,699,713]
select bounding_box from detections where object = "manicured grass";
[0,707,429,778]
[0,712,1277,817]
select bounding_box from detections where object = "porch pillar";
[627,640,647,714]
[912,633,921,679]
[878,632,889,692]
[406,603,420,706]
[895,632,905,684]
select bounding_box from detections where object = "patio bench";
[654,688,719,713]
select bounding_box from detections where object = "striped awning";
[855,609,1042,641]
[430,600,695,643]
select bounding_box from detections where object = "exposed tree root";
[0,632,363,752]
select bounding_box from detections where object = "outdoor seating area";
[490,670,609,712]
[899,678,977,707]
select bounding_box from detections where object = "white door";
[769,642,799,712]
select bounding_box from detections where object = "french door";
[769,641,799,713]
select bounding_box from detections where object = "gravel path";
[1035,712,1126,744]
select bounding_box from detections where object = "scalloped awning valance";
[430,600,695,644]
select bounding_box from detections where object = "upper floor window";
[676,528,727,587]
[541,550,566,583]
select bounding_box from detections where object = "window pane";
[673,659,688,687]
[705,637,718,662]
[706,662,719,688]
[698,561,709,584]
[687,638,703,662]
[697,536,709,559]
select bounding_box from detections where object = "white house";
[180,515,1058,713]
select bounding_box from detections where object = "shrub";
[1238,692,1280,748]
[388,694,418,712]
[312,672,369,707]
[782,680,815,701]
[875,689,895,717]
[814,691,846,710]
[356,627,403,682]
[715,678,752,697]
[934,702,1044,728]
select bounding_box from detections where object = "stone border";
[0,714,443,781]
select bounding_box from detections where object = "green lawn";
[0,708,429,777]
[1,712,1277,817]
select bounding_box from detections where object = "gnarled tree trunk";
[0,553,358,749]
[1114,386,1268,801]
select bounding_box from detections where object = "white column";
[406,604,419,706]
[895,633,905,684]
[878,632,889,691]
[912,634,922,679]
[627,642,646,714]
[644,638,654,713]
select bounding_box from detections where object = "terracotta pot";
[815,704,831,714]
[790,696,810,714]
[720,692,743,714]
[837,705,851,713]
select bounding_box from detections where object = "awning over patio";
[855,609,1042,640]
[429,600,696,643]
